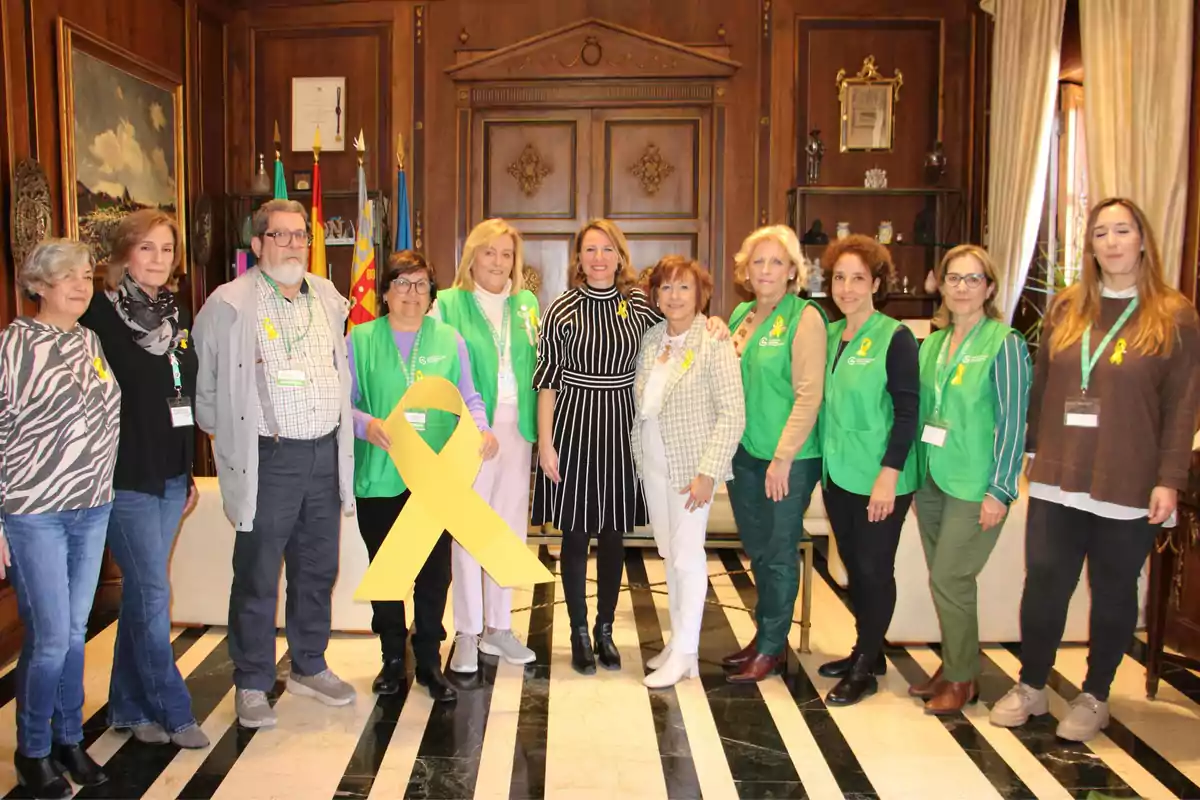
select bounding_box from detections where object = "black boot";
[817,649,887,678]
[570,626,597,675]
[13,752,71,799]
[414,664,457,703]
[825,654,879,707]
[372,656,406,695]
[51,743,107,787]
[592,622,621,670]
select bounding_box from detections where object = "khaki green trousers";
[913,476,1006,682]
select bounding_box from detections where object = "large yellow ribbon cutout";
[354,376,556,601]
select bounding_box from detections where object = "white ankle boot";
[647,641,673,670]
[643,650,699,688]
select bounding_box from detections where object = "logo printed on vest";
[418,355,447,365]
[759,314,789,348]
[846,356,876,366]
[1110,337,1127,365]
[856,337,873,357]
[962,354,990,363]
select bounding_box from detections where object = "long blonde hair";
[454,218,525,294]
[1049,197,1193,357]
[930,244,1003,329]
[732,225,808,292]
[569,219,639,296]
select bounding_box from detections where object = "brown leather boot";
[726,652,781,684]
[908,665,946,699]
[721,635,758,668]
[924,680,979,715]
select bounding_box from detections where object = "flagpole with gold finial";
[395,132,412,252]
[310,125,328,277]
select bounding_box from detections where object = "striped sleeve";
[0,329,14,531]
[988,332,1033,504]
[533,292,568,390]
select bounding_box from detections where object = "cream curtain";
[1082,0,1193,289]
[986,0,1066,321]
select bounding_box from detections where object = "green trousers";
[912,476,1006,682]
[727,446,822,656]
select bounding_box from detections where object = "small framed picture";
[293,169,312,191]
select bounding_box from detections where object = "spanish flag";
[309,127,328,278]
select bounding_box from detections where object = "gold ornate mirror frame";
[836,55,903,153]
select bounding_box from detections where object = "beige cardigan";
[630,314,746,491]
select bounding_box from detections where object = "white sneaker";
[450,633,479,673]
[646,642,673,671]
[643,651,699,689]
[479,629,535,665]
[990,683,1049,728]
[1056,692,1109,742]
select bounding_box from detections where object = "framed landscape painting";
[57,19,186,267]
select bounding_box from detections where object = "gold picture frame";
[57,18,187,268]
[836,56,903,153]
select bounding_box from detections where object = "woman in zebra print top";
[0,239,121,796]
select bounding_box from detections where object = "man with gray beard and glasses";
[194,199,358,729]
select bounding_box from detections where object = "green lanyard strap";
[1080,297,1138,394]
[398,325,425,387]
[472,294,510,360]
[261,272,314,359]
[167,351,183,398]
[933,317,985,415]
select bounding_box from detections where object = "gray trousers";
[228,432,341,692]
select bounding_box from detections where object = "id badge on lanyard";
[167,352,194,427]
[1070,298,1138,428]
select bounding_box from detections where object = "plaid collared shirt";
[255,274,342,439]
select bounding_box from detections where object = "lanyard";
[933,317,985,414]
[261,272,314,358]
[168,351,183,398]
[472,294,510,362]
[1080,297,1138,394]
[398,324,425,387]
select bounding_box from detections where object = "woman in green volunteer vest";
[432,218,541,675]
[346,250,497,703]
[723,225,828,684]
[819,234,920,707]
[910,244,1031,715]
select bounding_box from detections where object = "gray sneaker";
[235,689,277,729]
[129,722,170,744]
[286,669,356,706]
[1056,692,1109,742]
[989,683,1049,728]
[450,633,479,674]
[480,629,536,665]
[171,723,211,749]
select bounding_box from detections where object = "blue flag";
[395,166,412,252]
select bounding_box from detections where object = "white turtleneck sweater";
[431,280,518,406]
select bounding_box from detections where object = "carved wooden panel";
[483,120,580,219]
[626,233,699,272]
[522,234,574,312]
[604,119,699,218]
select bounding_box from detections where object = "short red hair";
[646,255,714,315]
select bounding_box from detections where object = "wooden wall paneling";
[0,0,17,326]
[754,0,771,229]
[523,233,573,311]
[412,4,424,252]
[1181,2,1200,303]
[197,6,227,301]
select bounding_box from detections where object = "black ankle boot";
[817,649,887,678]
[372,656,406,695]
[592,622,621,670]
[570,626,597,675]
[13,752,71,799]
[51,743,107,787]
[825,654,879,707]
[414,664,457,703]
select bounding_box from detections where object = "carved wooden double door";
[470,107,712,310]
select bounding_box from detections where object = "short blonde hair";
[931,244,1003,328]
[19,239,93,297]
[454,218,525,294]
[105,209,183,291]
[733,225,808,291]
[570,219,640,296]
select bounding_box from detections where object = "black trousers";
[823,479,914,663]
[560,530,624,630]
[356,493,452,668]
[229,434,341,692]
[1018,497,1158,700]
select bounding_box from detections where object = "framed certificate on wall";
[292,77,346,151]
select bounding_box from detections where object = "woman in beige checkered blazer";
[631,256,746,688]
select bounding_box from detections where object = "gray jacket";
[194,267,356,531]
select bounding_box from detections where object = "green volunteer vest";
[729,294,826,461]
[917,318,1014,502]
[352,315,462,498]
[436,287,538,442]
[822,311,918,495]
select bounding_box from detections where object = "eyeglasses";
[262,230,312,247]
[391,276,431,295]
[944,273,986,288]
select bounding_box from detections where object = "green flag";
[273,154,288,200]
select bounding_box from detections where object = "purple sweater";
[346,329,491,440]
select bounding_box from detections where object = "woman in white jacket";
[631,255,746,688]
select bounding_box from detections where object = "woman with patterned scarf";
[80,209,209,750]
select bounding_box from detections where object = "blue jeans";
[2,504,111,757]
[107,476,197,733]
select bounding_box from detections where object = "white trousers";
[640,417,709,655]
[452,404,533,634]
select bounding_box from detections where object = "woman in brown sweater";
[989,197,1200,743]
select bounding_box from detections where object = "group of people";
[0,194,1195,796]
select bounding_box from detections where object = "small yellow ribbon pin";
[263,318,279,340]
[93,357,109,381]
[414,369,425,382]
[681,349,695,371]
[856,337,873,357]
[950,363,966,386]
[770,316,786,338]
[1110,338,1127,365]
[617,300,629,319]
[354,377,555,601]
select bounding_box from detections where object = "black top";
[80,292,197,496]
[833,326,920,471]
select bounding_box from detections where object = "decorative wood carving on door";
[447,19,738,314]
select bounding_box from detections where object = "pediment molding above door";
[446,18,740,82]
